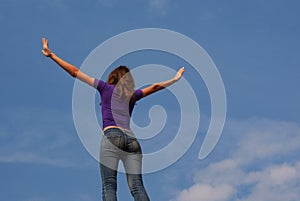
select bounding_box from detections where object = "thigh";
[122,152,143,175]
[122,140,143,174]
[100,162,118,183]
[100,136,121,171]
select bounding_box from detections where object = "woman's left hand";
[174,67,185,81]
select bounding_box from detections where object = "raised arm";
[141,67,185,98]
[41,38,95,87]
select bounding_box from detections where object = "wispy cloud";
[93,0,173,16]
[0,107,93,167]
[146,0,174,16]
[0,152,76,167]
[170,117,300,201]
[79,193,96,201]
[148,0,171,12]
[26,193,97,201]
[27,197,50,201]
[96,0,119,7]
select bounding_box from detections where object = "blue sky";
[1,0,300,201]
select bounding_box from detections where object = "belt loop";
[123,130,127,149]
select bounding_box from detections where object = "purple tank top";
[94,79,143,130]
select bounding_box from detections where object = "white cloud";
[171,117,300,201]
[173,183,235,201]
[241,163,300,201]
[193,159,245,186]
[231,118,300,164]
[246,163,298,186]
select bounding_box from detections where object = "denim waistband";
[103,127,135,138]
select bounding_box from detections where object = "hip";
[102,127,141,154]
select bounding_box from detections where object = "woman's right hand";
[41,38,53,57]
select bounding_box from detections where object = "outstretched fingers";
[174,67,185,81]
[178,67,185,74]
[41,37,52,57]
[42,38,49,49]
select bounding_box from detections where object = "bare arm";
[141,67,185,98]
[41,38,95,87]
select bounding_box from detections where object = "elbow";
[152,84,164,91]
[70,69,79,78]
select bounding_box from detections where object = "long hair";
[107,66,135,101]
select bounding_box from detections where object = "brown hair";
[107,66,135,101]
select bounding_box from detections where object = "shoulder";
[134,89,143,101]
[94,79,112,92]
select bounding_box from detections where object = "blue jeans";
[100,128,150,201]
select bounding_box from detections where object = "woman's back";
[94,78,143,130]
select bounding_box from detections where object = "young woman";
[41,38,185,201]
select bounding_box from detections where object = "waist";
[103,126,135,137]
[102,119,130,131]
[103,125,131,132]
